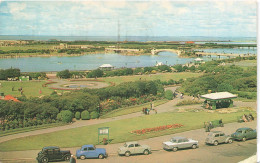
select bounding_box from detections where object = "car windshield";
[124,143,127,147]
[236,129,243,133]
[208,133,214,136]
[171,139,177,143]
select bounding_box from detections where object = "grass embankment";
[0,107,255,151]
[0,123,66,137]
[101,99,168,119]
[0,81,53,97]
[101,72,202,85]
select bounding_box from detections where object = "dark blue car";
[76,145,107,160]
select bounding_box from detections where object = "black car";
[36,146,71,163]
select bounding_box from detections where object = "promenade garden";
[0,56,256,151]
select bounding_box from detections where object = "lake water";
[0,52,227,72]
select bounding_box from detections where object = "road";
[0,120,256,163]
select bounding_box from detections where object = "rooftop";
[201,92,237,100]
[99,64,114,68]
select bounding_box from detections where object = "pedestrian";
[147,108,150,115]
[197,94,200,100]
[70,154,76,163]
[173,91,176,98]
[150,102,153,110]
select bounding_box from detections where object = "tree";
[56,70,71,79]
[165,90,173,100]
[217,83,233,92]
[87,69,103,78]
[90,111,99,119]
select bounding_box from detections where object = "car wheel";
[64,155,70,162]
[192,144,197,149]
[41,157,48,163]
[143,149,149,155]
[125,151,131,157]
[80,155,86,160]
[173,147,178,152]
[228,139,233,144]
[98,154,104,159]
[214,141,219,146]
[242,137,246,142]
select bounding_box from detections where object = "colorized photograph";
[0,0,257,163]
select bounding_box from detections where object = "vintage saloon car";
[118,141,151,157]
[205,131,233,146]
[36,146,71,163]
[76,144,107,159]
[163,136,199,152]
[231,127,257,141]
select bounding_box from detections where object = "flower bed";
[131,124,183,135]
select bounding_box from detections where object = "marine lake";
[0,52,229,72]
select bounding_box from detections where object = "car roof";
[125,141,138,145]
[81,144,94,148]
[237,127,252,130]
[43,146,59,150]
[171,136,187,140]
[211,131,223,133]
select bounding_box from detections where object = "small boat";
[57,61,62,64]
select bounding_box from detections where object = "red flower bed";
[131,124,183,135]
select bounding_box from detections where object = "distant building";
[156,62,163,66]
[53,43,94,50]
[185,41,195,44]
[194,58,204,64]
[99,64,114,70]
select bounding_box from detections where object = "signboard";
[98,127,109,144]
[99,128,109,135]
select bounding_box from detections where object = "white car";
[163,136,199,152]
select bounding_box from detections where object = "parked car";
[118,141,151,157]
[231,127,257,141]
[76,144,107,159]
[163,136,199,152]
[36,146,71,163]
[205,131,233,146]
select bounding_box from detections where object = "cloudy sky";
[0,0,257,37]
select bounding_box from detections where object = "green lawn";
[0,107,255,151]
[100,72,202,85]
[0,81,54,97]
[101,99,169,118]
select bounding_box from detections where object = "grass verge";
[0,123,67,137]
[0,107,255,151]
[100,99,169,119]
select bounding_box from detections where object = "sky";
[0,0,257,37]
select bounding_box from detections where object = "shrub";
[165,90,173,100]
[60,110,73,123]
[81,110,90,120]
[56,113,62,121]
[90,111,99,119]
[75,111,81,120]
